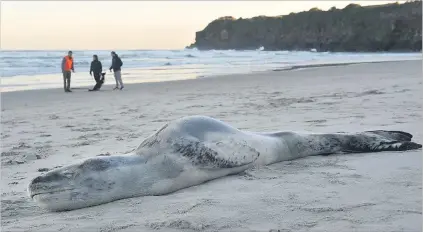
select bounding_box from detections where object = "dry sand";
[1,60,422,232]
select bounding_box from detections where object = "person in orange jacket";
[61,51,75,92]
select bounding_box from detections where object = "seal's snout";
[28,171,69,198]
[31,172,63,185]
[28,175,45,199]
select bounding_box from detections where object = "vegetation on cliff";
[188,1,422,52]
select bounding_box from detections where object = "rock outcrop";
[187,1,422,52]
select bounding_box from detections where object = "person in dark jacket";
[89,55,103,91]
[109,51,124,90]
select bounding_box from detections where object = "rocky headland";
[187,1,422,52]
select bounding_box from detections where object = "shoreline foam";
[1,57,421,93]
[1,50,420,93]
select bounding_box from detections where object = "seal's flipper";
[303,131,421,156]
[376,141,422,151]
[365,130,413,142]
[341,132,422,153]
[172,139,260,169]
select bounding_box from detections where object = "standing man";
[61,51,75,92]
[89,55,103,91]
[109,51,124,90]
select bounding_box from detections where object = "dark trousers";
[92,72,102,90]
[63,71,71,91]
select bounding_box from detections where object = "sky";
[1,1,405,50]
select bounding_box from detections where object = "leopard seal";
[28,115,422,211]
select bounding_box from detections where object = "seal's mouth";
[30,188,75,199]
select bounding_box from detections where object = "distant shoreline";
[271,61,389,72]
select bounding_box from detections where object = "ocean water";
[0,49,420,92]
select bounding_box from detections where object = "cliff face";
[188,1,422,52]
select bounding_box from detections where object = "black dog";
[89,72,106,91]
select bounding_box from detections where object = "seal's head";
[28,156,135,211]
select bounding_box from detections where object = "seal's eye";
[63,172,73,179]
[80,159,111,171]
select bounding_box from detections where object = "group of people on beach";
[61,51,124,92]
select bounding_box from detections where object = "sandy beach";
[1,60,422,232]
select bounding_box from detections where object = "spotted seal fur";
[28,115,421,211]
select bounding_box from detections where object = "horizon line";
[0,48,191,51]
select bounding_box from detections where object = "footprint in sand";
[69,141,93,147]
[12,142,31,150]
[305,119,327,123]
[146,219,210,231]
[39,134,52,137]
[1,150,20,158]
[62,125,75,128]
[1,134,11,139]
[175,199,218,214]
[355,90,385,97]
[120,108,139,115]
[48,115,59,120]
[71,127,98,132]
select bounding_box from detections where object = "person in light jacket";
[109,51,124,90]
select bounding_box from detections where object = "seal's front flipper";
[172,139,260,169]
